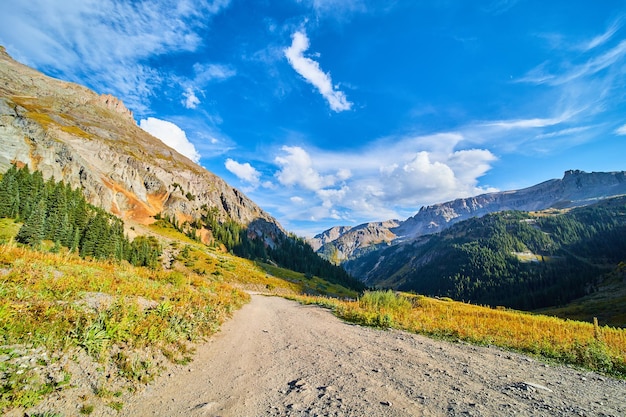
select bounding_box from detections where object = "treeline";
[159,206,365,292]
[0,165,160,268]
[349,197,626,310]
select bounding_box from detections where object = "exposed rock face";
[311,221,400,264]
[313,170,626,266]
[0,46,282,235]
[308,226,353,252]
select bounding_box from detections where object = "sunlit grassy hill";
[0,218,358,412]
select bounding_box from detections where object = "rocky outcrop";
[0,46,282,235]
[308,226,353,252]
[311,220,400,264]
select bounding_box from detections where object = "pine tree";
[0,165,20,218]
[15,199,47,246]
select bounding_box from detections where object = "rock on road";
[121,295,626,416]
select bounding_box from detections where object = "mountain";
[346,196,626,315]
[0,46,365,292]
[312,170,626,265]
[310,221,400,264]
[0,46,280,237]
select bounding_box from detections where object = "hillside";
[344,197,626,320]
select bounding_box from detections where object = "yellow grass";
[293,291,626,377]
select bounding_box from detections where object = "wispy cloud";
[0,0,231,114]
[519,38,626,86]
[182,87,201,109]
[615,124,626,135]
[582,17,622,51]
[305,0,367,17]
[483,116,565,129]
[483,0,520,15]
[178,63,236,109]
[284,30,352,112]
[139,117,201,163]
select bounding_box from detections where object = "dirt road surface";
[118,295,625,417]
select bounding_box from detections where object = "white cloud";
[483,116,565,129]
[182,87,201,109]
[0,0,231,113]
[519,39,626,87]
[583,18,622,51]
[225,158,261,185]
[284,30,352,112]
[260,134,498,225]
[193,63,236,82]
[615,124,626,135]
[139,117,201,163]
[274,146,338,190]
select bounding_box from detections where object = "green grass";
[0,218,21,242]
[258,262,358,299]
[0,217,362,412]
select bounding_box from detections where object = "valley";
[1,41,626,417]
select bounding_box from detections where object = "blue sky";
[1,0,625,237]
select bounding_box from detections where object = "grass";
[257,262,359,299]
[0,218,21,243]
[0,242,249,411]
[292,290,626,377]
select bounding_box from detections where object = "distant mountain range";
[311,169,626,288]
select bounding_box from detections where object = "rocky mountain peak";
[93,94,134,121]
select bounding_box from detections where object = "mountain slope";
[0,46,278,234]
[345,197,626,315]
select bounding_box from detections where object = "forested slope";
[346,197,626,311]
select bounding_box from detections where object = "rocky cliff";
[311,221,400,264]
[0,46,282,236]
[313,170,626,266]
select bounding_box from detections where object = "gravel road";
[119,295,626,417]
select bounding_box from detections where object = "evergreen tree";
[15,199,47,246]
[0,165,19,218]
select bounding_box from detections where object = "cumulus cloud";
[139,117,201,163]
[225,158,261,185]
[274,146,351,191]
[260,134,498,226]
[284,31,352,112]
